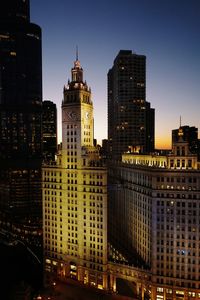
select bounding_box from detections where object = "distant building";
[0,0,42,233]
[100,139,110,159]
[107,50,155,161]
[172,125,198,155]
[42,56,108,289]
[198,139,200,161]
[42,100,57,162]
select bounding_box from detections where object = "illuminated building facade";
[109,127,200,299]
[0,0,42,233]
[43,56,108,289]
[107,50,155,161]
[42,100,57,162]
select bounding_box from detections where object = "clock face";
[68,111,77,120]
[85,111,89,119]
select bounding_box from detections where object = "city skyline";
[30,0,200,149]
[1,1,200,298]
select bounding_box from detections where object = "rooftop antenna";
[180,115,182,128]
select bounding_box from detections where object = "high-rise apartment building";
[108,127,200,298]
[108,50,155,161]
[0,0,42,234]
[43,56,108,289]
[42,100,57,162]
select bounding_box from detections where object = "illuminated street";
[36,279,136,300]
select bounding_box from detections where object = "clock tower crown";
[72,47,83,83]
[63,49,91,95]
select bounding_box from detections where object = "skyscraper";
[42,100,57,162]
[0,0,42,234]
[43,56,108,289]
[108,50,155,160]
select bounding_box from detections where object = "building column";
[136,282,140,296]
[151,286,156,300]
[65,263,70,277]
[163,288,166,300]
[172,288,176,300]
[113,275,116,292]
[77,266,84,282]
[84,270,89,284]
[184,290,188,300]
[109,273,116,292]
[141,284,144,300]
[58,263,64,279]
[103,273,108,290]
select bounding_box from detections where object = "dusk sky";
[30,0,200,149]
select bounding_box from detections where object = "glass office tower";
[0,0,42,235]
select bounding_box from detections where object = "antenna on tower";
[178,115,183,137]
[76,45,78,61]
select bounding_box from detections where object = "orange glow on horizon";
[58,114,172,150]
[155,135,171,150]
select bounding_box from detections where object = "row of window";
[66,144,77,149]
[83,180,103,186]
[43,184,62,189]
[65,130,77,135]
[44,171,62,176]
[169,159,193,168]
[158,176,198,183]
[156,277,199,288]
[44,190,62,195]
[157,200,199,206]
[83,174,104,179]
[156,224,198,232]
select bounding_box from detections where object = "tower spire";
[71,48,83,82]
[178,115,183,138]
[76,45,78,61]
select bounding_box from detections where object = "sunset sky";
[30,0,200,149]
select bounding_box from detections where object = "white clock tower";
[42,54,108,290]
[61,54,94,166]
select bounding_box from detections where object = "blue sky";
[30,0,200,148]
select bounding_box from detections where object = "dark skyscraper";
[42,100,57,162]
[108,50,154,160]
[0,0,42,231]
[0,0,30,23]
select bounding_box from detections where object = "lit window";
[10,51,16,56]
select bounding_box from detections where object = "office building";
[42,100,57,162]
[42,56,108,289]
[107,50,155,161]
[0,0,42,236]
[108,126,200,298]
